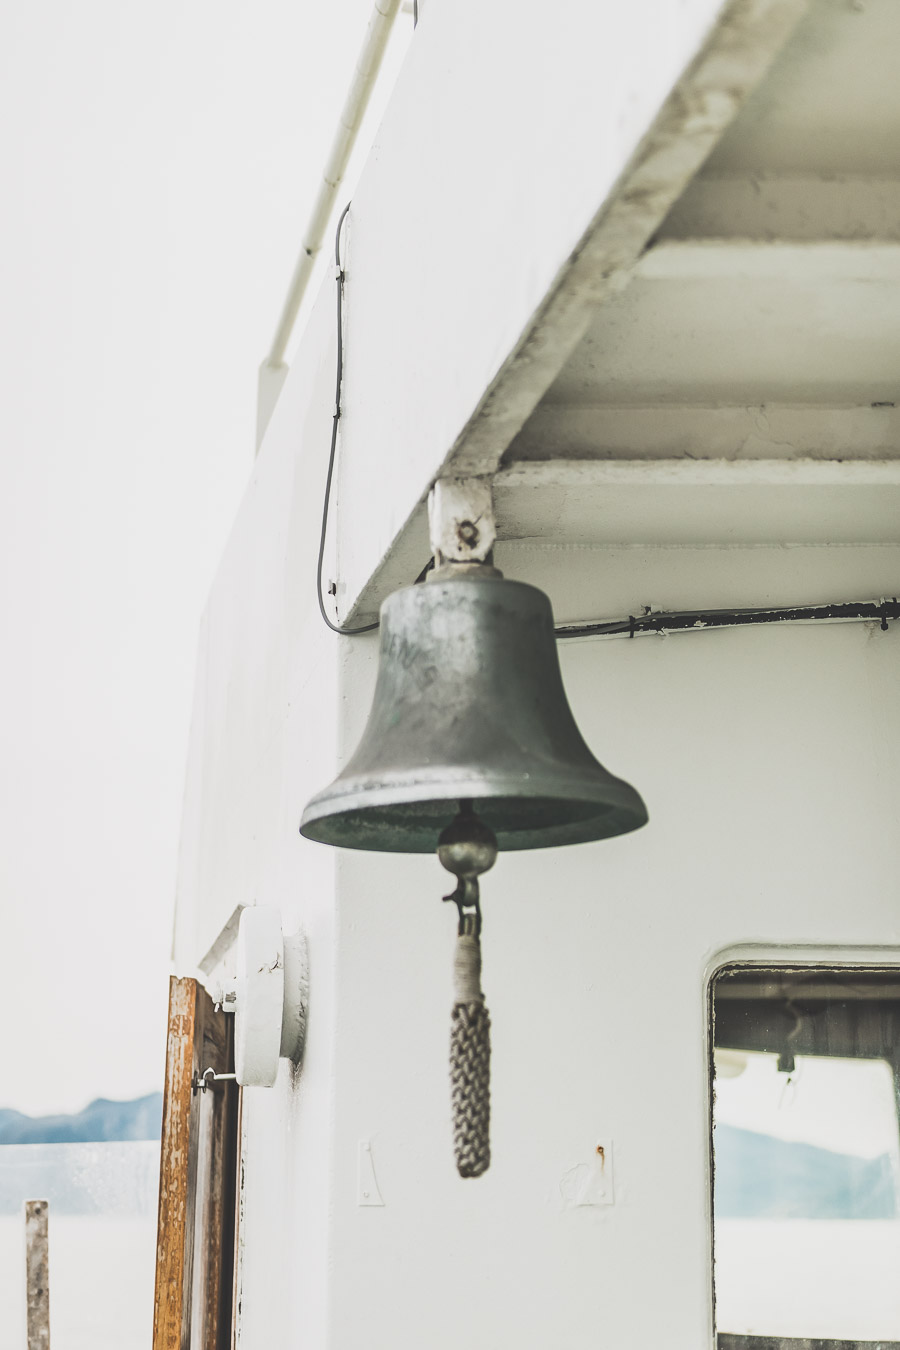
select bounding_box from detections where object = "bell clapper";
[438,802,497,1179]
[439,798,497,934]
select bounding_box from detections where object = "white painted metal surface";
[662,177,900,243]
[174,315,900,1345]
[321,0,809,624]
[177,512,900,1348]
[493,459,900,547]
[505,2,900,472]
[699,0,900,177]
[540,242,900,408]
[262,0,900,622]
[173,0,900,1344]
[508,404,900,464]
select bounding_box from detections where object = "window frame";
[707,948,900,1350]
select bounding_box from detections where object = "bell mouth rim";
[299,774,648,853]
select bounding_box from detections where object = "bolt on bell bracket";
[427,477,497,571]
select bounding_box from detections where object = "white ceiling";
[506,0,900,473]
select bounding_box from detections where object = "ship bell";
[300,568,647,852]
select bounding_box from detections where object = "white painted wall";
[321,544,900,1350]
[175,353,900,1345]
[170,4,900,1339]
[174,274,347,1349]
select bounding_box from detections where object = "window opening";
[711,966,900,1350]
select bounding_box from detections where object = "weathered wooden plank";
[229,1090,244,1350]
[153,976,200,1350]
[198,1010,238,1350]
[153,975,239,1350]
[25,1199,50,1350]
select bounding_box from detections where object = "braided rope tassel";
[450,916,491,1178]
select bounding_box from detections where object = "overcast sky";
[0,1,411,1116]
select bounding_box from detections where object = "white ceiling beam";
[535,238,900,409]
[340,455,900,601]
[637,239,900,282]
[496,458,900,490]
[493,458,900,548]
[508,405,900,463]
[659,177,900,243]
[439,3,814,480]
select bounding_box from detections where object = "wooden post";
[25,1199,50,1350]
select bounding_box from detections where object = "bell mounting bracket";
[427,477,497,570]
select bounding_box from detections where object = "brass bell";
[300,568,647,852]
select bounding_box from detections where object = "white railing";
[256,0,407,448]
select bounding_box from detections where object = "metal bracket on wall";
[427,477,497,569]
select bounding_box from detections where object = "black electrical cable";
[555,599,900,641]
[317,209,899,645]
[315,203,379,635]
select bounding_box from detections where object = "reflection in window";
[711,968,900,1348]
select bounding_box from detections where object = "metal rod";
[192,1068,238,1093]
[264,0,402,373]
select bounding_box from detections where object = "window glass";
[712,967,900,1345]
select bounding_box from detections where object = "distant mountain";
[0,1093,162,1145]
[715,1123,898,1220]
[0,1096,164,1215]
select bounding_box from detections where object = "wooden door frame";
[153,976,240,1350]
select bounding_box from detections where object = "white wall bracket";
[427,477,497,569]
[212,906,308,1088]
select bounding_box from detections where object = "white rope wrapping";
[450,925,491,1178]
[453,931,483,1003]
